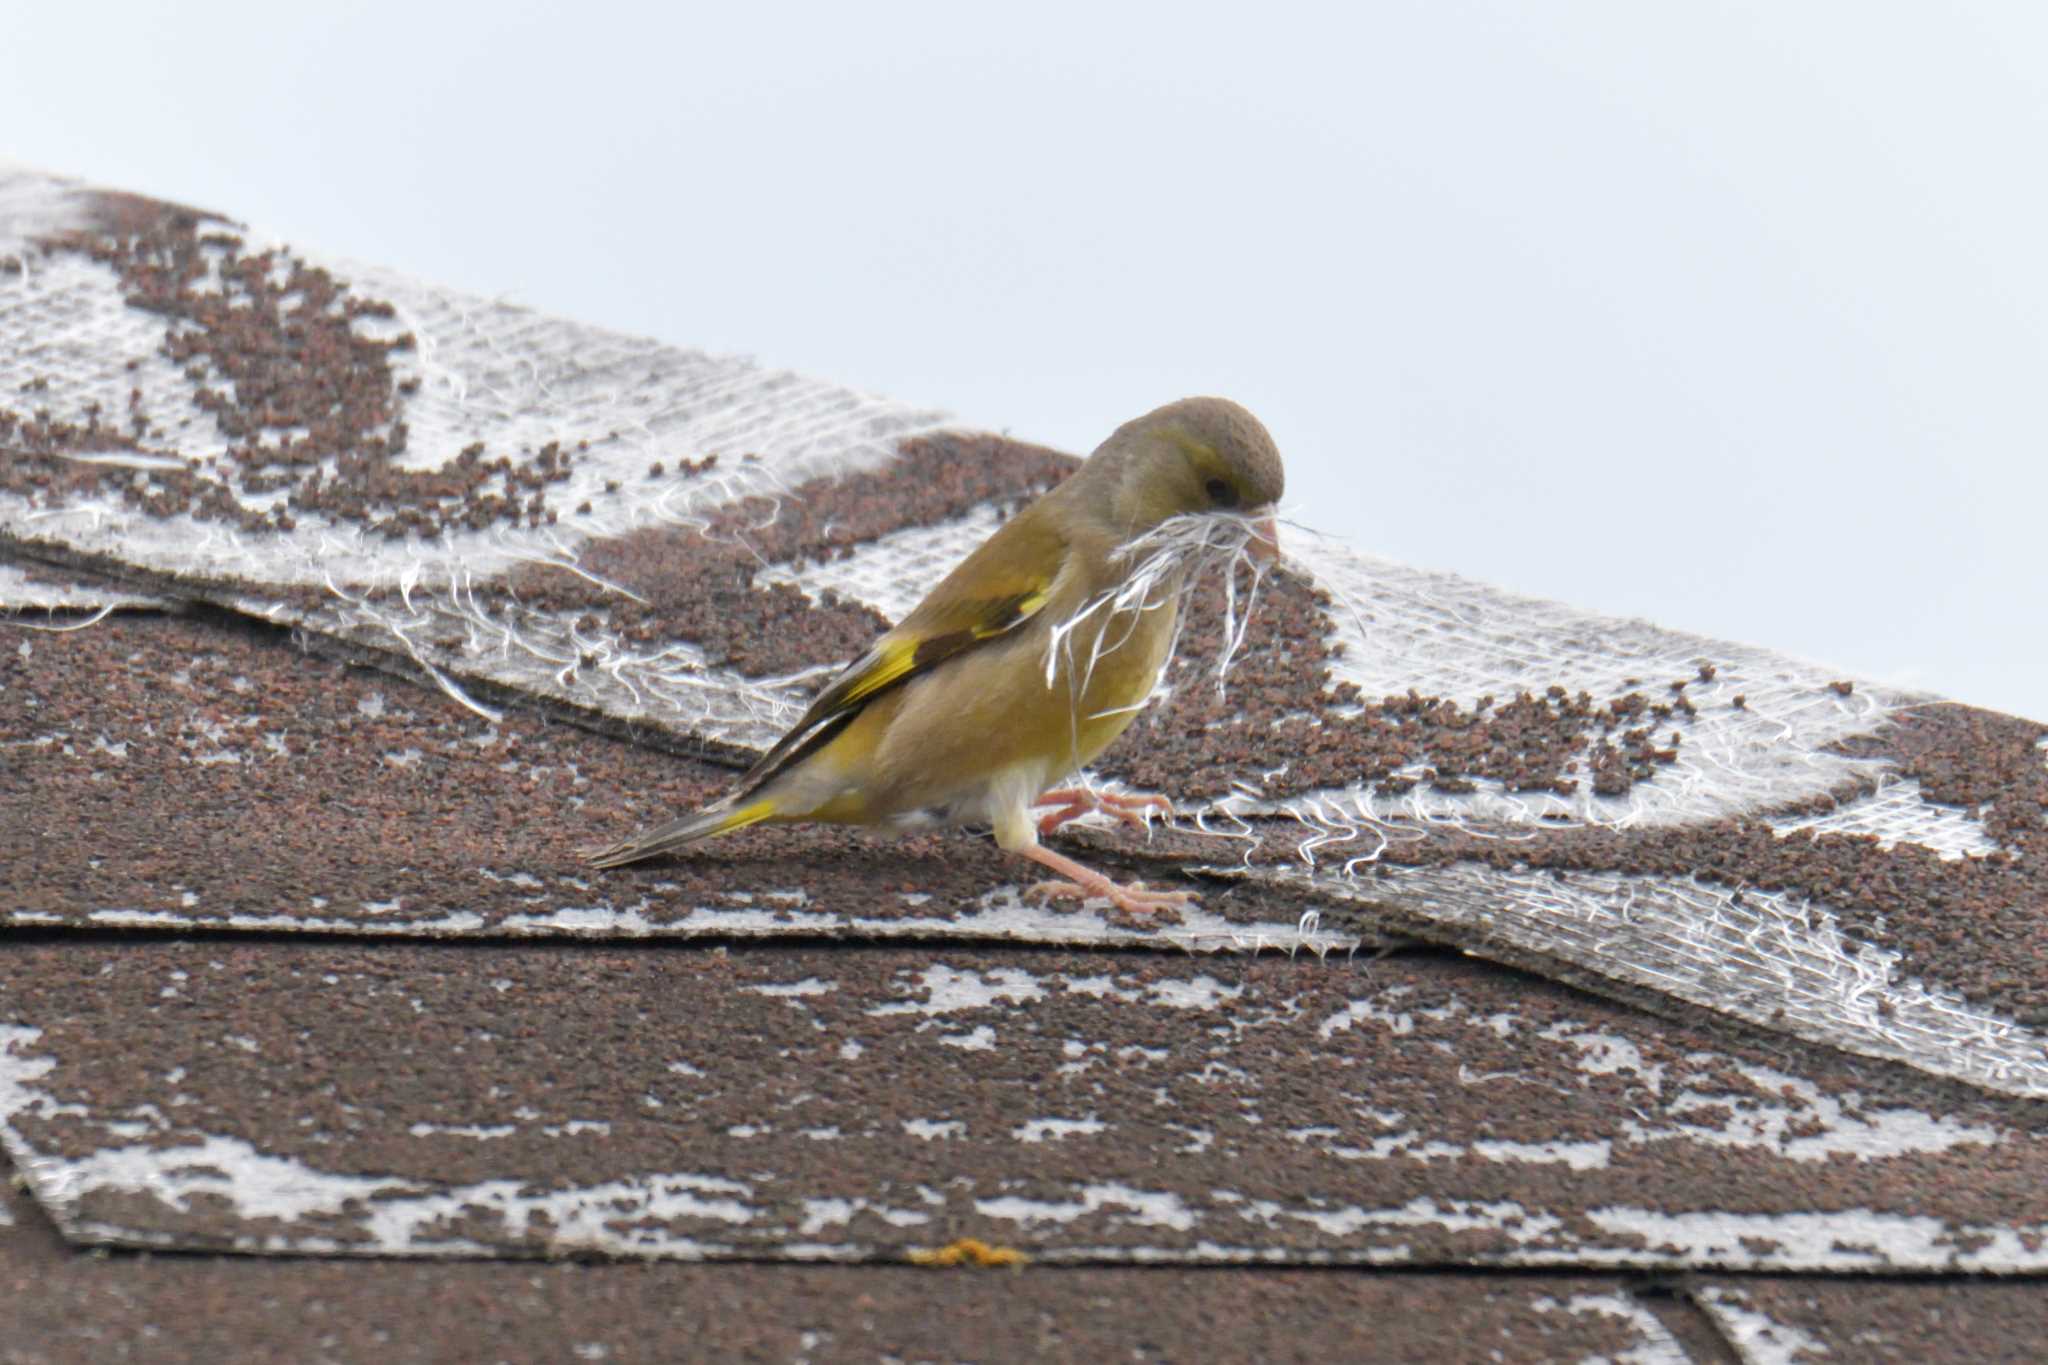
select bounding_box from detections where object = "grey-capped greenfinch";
[590,396,1285,915]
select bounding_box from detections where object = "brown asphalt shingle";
[0,1162,1703,1365]
[5,919,2044,1269]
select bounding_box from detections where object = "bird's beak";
[1246,507,1281,564]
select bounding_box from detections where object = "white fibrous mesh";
[1043,510,1272,696]
[759,503,1005,624]
[0,164,94,261]
[1273,534,1911,833]
[1769,778,1998,861]
[0,252,230,466]
[1324,862,2048,1099]
[283,587,811,746]
[350,260,929,499]
[0,216,949,597]
[0,561,160,615]
[0,172,948,735]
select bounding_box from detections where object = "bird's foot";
[1012,836,1194,917]
[1024,875,1195,917]
[1033,787,1175,838]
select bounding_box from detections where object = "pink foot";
[1033,787,1175,838]
[1013,838,1195,917]
[1025,877,1195,916]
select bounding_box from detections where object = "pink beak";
[1246,509,1282,564]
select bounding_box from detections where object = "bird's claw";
[1033,788,1176,838]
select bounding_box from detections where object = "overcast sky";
[6,2,2044,720]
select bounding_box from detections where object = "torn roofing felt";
[4,165,2047,1109]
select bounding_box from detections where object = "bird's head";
[1083,396,1286,559]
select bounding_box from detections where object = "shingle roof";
[4,164,2045,1360]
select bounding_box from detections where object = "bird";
[588,396,1285,915]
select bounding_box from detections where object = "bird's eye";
[1204,477,1239,507]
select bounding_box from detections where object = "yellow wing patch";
[834,587,1048,709]
[730,584,1054,796]
[836,637,920,708]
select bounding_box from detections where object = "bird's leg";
[1032,787,1175,838]
[1013,840,1195,917]
[995,803,1192,916]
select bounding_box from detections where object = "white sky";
[6,2,2044,720]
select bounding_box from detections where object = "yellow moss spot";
[907,1237,1029,1269]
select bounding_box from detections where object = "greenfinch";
[589,396,1285,915]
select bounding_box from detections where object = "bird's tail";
[585,797,778,869]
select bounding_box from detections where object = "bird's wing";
[730,511,1070,796]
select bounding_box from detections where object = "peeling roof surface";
[4,165,2046,1360]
